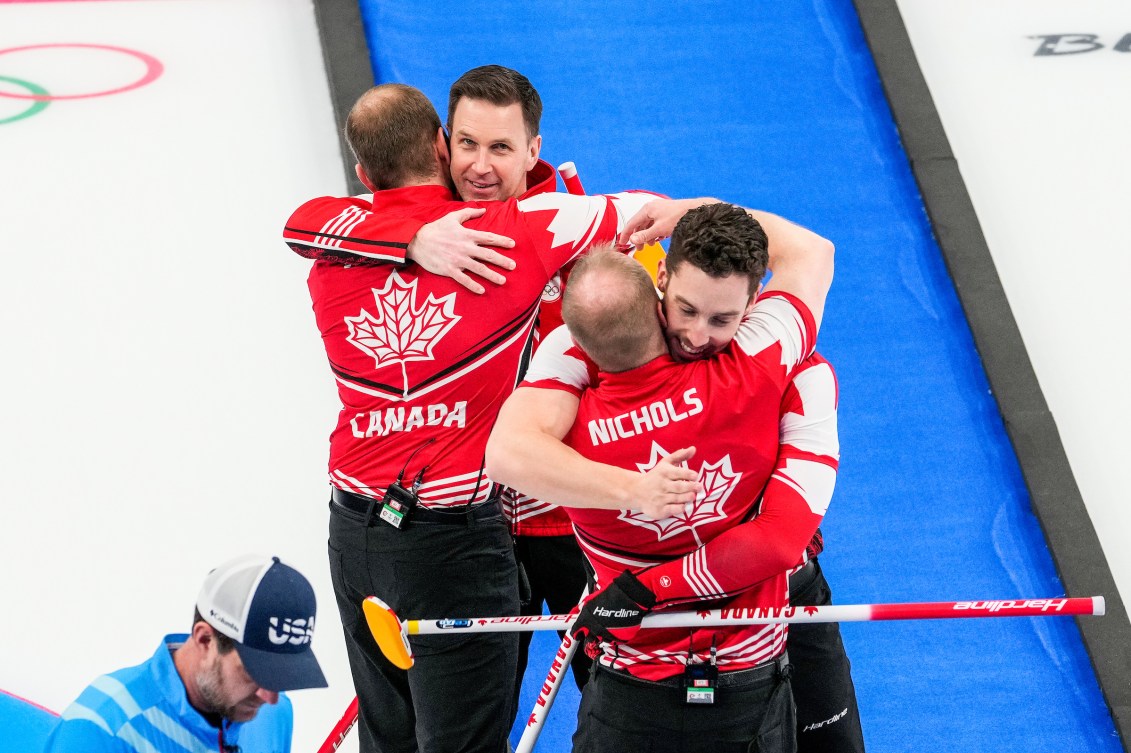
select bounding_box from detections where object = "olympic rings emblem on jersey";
[542,272,563,303]
[0,44,163,125]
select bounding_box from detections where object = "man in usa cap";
[44,554,327,753]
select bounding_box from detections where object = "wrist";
[613,570,657,610]
[614,468,645,509]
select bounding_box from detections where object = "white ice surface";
[0,2,357,751]
[895,0,1131,602]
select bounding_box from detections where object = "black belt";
[331,486,502,526]
[597,652,788,690]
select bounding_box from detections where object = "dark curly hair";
[667,203,768,295]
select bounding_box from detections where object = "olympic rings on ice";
[0,43,163,125]
[0,75,49,124]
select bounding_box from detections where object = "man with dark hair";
[487,204,862,752]
[646,205,865,753]
[445,64,543,203]
[282,82,706,753]
[43,555,326,753]
[667,202,768,289]
[489,215,831,750]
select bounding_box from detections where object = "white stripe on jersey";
[507,493,559,523]
[331,468,493,508]
[331,469,380,497]
[683,546,725,598]
[772,458,837,516]
[60,704,113,734]
[596,641,682,669]
[419,484,494,508]
[418,469,483,487]
[733,295,813,372]
[595,625,784,670]
[320,206,366,248]
[716,622,785,660]
[415,470,492,508]
[782,361,838,456]
[335,210,370,247]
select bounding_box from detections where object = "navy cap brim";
[233,641,328,692]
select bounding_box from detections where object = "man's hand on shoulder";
[633,446,701,519]
[407,207,517,294]
[619,198,718,248]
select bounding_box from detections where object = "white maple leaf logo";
[619,441,742,545]
[344,271,461,392]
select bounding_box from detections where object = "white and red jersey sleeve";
[634,354,839,608]
[515,190,661,274]
[283,189,660,270]
[733,290,818,381]
[283,195,420,264]
[519,324,597,397]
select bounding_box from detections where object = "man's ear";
[655,259,669,295]
[354,163,376,193]
[525,134,541,172]
[435,127,451,169]
[190,621,216,652]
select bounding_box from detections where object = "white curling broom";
[316,592,1104,752]
[360,594,1105,673]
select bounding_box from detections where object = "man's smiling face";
[658,261,756,362]
[448,98,540,201]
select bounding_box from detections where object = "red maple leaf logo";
[344,271,461,391]
[696,609,711,619]
[619,442,742,545]
[804,606,819,616]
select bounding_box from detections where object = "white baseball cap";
[197,554,327,692]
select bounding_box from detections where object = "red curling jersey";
[526,293,833,679]
[283,183,657,508]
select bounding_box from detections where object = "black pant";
[514,534,594,711]
[788,558,866,753]
[327,500,520,753]
[572,661,795,753]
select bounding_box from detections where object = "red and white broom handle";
[558,161,585,195]
[316,696,358,753]
[405,596,1104,637]
[329,596,1103,751]
[513,160,585,753]
[514,586,588,753]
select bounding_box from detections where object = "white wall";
[895,0,1131,602]
[0,2,357,750]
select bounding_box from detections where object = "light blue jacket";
[42,634,292,753]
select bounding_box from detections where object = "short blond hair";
[561,247,663,373]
